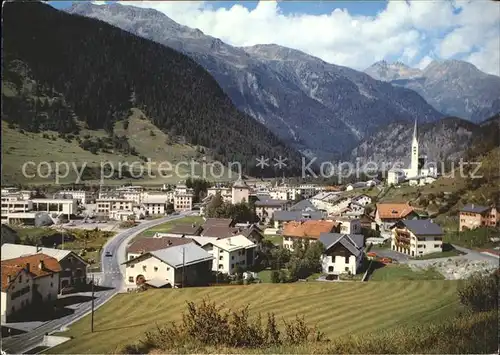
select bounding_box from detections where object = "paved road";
[2,213,194,354]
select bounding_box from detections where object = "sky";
[49,1,500,75]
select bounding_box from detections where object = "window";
[129,255,134,260]
[128,276,134,283]
[345,256,349,264]
[231,264,234,269]
[143,266,147,271]
[154,267,158,272]
[219,256,223,260]
[332,256,336,263]
[50,282,53,287]
[130,264,135,268]
[167,267,170,271]
[231,256,234,260]
[434,244,441,248]
[219,264,223,269]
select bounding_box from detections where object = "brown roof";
[168,224,203,236]
[203,218,235,228]
[2,254,61,291]
[376,203,414,219]
[201,226,239,238]
[128,237,193,254]
[283,220,338,240]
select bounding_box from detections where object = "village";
[1,121,499,353]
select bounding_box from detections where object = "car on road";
[105,251,112,257]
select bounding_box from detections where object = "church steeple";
[410,118,419,176]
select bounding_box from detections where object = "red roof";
[2,254,61,291]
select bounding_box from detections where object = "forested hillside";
[2,2,303,177]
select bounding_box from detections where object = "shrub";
[270,270,281,283]
[136,299,325,352]
[457,269,499,312]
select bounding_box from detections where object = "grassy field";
[370,264,445,281]
[2,112,237,185]
[49,281,460,354]
[138,216,204,237]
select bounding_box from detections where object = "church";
[387,120,437,186]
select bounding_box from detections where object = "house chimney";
[167,240,172,246]
[471,203,474,209]
[26,263,30,272]
[39,260,45,270]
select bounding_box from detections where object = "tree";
[166,202,175,214]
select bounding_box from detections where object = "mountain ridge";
[67,2,444,158]
[365,60,500,122]
[2,1,303,177]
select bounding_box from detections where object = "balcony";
[395,235,411,244]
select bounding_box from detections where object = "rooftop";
[168,223,203,236]
[2,253,61,291]
[460,204,491,214]
[128,237,193,254]
[319,233,364,257]
[273,210,324,222]
[1,243,83,263]
[376,203,414,219]
[283,220,337,239]
[393,219,444,236]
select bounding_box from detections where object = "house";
[126,236,194,261]
[345,182,368,191]
[56,190,92,204]
[1,254,61,322]
[255,199,290,224]
[459,204,499,231]
[390,219,444,257]
[272,210,324,229]
[232,177,251,204]
[142,195,167,216]
[289,199,318,212]
[202,218,235,229]
[95,198,134,217]
[206,187,232,203]
[174,184,194,212]
[374,203,418,233]
[319,233,365,277]
[164,223,203,237]
[195,234,257,274]
[352,194,372,206]
[329,217,362,235]
[1,243,88,289]
[282,220,338,251]
[123,243,213,289]
[31,198,78,217]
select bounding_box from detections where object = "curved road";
[2,213,193,354]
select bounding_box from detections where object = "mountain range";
[2,1,303,178]
[67,2,444,159]
[365,60,500,122]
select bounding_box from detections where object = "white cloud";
[119,0,500,75]
[416,55,433,70]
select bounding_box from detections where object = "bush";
[136,299,324,352]
[270,270,281,283]
[457,269,499,312]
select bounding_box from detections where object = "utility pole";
[181,247,185,288]
[91,273,95,333]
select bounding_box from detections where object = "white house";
[390,219,444,257]
[330,217,362,235]
[1,254,61,322]
[56,190,92,204]
[123,242,213,290]
[352,194,372,206]
[1,244,87,289]
[319,233,365,277]
[185,234,256,275]
[142,195,167,216]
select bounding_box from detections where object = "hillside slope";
[2,2,302,178]
[348,114,500,166]
[67,2,443,158]
[365,60,500,122]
